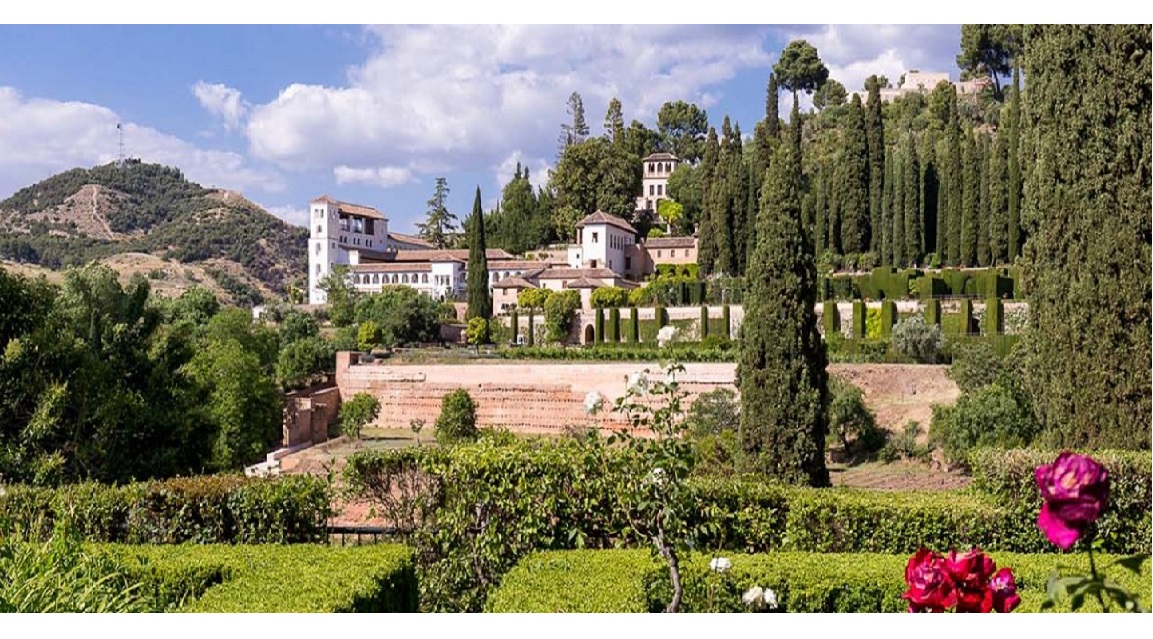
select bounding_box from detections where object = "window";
[649,184,655,196]
[422,274,428,283]
[665,162,671,173]
[625,256,632,270]
[316,225,322,234]
[590,259,598,268]
[314,209,323,219]
[592,232,599,243]
[372,274,380,284]
[315,264,322,275]
[314,243,321,255]
[657,250,662,258]
[657,184,663,196]
[648,162,655,173]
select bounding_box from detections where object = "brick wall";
[283,384,341,447]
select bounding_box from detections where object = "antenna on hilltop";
[116,122,125,168]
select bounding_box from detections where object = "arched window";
[402,274,409,284]
[372,274,380,284]
[391,274,398,283]
[422,274,429,283]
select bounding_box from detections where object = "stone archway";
[583,324,595,344]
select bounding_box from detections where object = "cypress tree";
[838,95,870,255]
[976,133,992,267]
[813,161,827,258]
[1021,25,1151,450]
[946,88,964,265]
[737,142,829,487]
[465,186,492,342]
[745,160,760,271]
[1007,64,1023,260]
[766,72,781,139]
[707,117,737,275]
[698,127,720,275]
[729,122,748,275]
[988,131,1008,264]
[921,131,940,258]
[891,144,905,267]
[960,131,979,266]
[934,138,950,263]
[881,149,894,265]
[865,76,885,256]
[903,134,922,266]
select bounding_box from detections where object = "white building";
[308,195,392,304]
[635,152,681,213]
[854,70,994,104]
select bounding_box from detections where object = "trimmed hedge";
[822,301,840,336]
[879,300,897,337]
[824,267,1019,301]
[498,343,737,362]
[969,448,1152,555]
[491,549,1152,613]
[851,301,866,338]
[98,543,418,612]
[608,307,621,343]
[984,298,1004,335]
[0,475,331,544]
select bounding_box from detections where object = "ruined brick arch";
[583,324,595,344]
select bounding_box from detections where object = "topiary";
[435,389,479,445]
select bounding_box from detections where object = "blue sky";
[0,24,970,233]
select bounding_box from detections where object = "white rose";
[709,557,732,573]
[656,325,678,348]
[627,371,650,396]
[583,391,604,415]
[763,587,778,610]
[742,586,764,607]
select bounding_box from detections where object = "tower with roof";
[307,195,391,304]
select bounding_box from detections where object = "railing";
[326,524,400,547]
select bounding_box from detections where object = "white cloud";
[333,164,415,188]
[0,86,283,200]
[192,81,248,130]
[786,25,961,93]
[245,25,773,175]
[264,204,309,227]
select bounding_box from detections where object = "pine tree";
[557,91,590,157]
[418,177,457,249]
[1021,24,1150,450]
[465,187,492,342]
[838,95,870,255]
[865,76,886,256]
[603,97,625,144]
[903,134,921,266]
[1007,64,1023,260]
[697,127,720,274]
[738,141,829,487]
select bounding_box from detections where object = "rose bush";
[904,547,1018,613]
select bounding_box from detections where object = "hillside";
[0,160,307,304]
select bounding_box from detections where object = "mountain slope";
[0,160,306,303]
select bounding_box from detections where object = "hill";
[0,160,307,304]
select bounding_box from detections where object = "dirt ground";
[829,363,958,438]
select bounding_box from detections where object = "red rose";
[1035,452,1111,549]
[989,567,1021,613]
[903,547,958,613]
[945,547,996,613]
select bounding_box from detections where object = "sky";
[0,14,1091,234]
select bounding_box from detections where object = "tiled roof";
[385,248,514,263]
[351,263,433,273]
[643,236,697,249]
[388,231,434,248]
[564,276,608,289]
[492,276,537,289]
[488,260,551,270]
[535,267,619,280]
[575,210,637,234]
[642,152,680,162]
[310,194,386,220]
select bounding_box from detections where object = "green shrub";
[983,297,1004,335]
[102,543,418,612]
[594,308,605,343]
[339,392,381,440]
[608,307,621,342]
[851,301,866,338]
[0,476,331,544]
[721,305,732,339]
[492,550,1152,613]
[930,383,1040,467]
[357,320,382,351]
[435,389,479,445]
[0,534,153,612]
[543,290,580,343]
[958,298,973,335]
[948,339,1006,392]
[589,287,629,308]
[865,307,882,339]
[685,387,739,438]
[827,378,885,458]
[626,307,639,343]
[878,421,933,463]
[968,448,1152,555]
[822,301,840,337]
[699,305,709,339]
[890,315,945,363]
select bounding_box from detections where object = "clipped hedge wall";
[491,550,1152,613]
[497,343,737,362]
[968,448,1152,554]
[0,475,331,544]
[99,543,418,612]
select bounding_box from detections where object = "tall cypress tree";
[707,117,737,275]
[864,76,885,256]
[881,149,894,265]
[891,145,905,267]
[921,131,940,257]
[988,131,1008,264]
[976,133,992,267]
[744,159,760,271]
[814,162,828,257]
[1021,24,1150,450]
[903,134,922,266]
[738,142,829,487]
[946,88,964,265]
[465,186,492,342]
[1007,64,1023,260]
[838,95,870,255]
[697,127,720,274]
[935,138,950,263]
[766,72,781,139]
[960,131,979,266]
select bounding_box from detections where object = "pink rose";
[903,548,958,613]
[988,567,1021,613]
[1035,452,1110,549]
